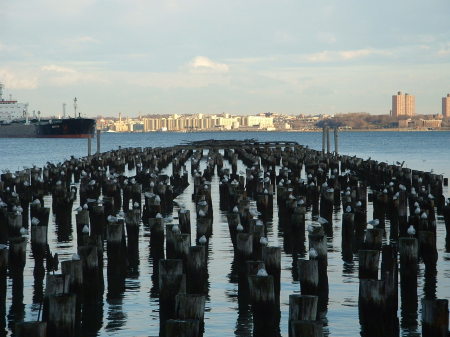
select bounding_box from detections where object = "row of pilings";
[0,139,449,337]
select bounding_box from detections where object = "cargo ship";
[0,83,95,138]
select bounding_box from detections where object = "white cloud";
[42,65,77,73]
[305,48,391,62]
[0,68,38,89]
[189,56,229,73]
[41,64,106,86]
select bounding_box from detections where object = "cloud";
[0,68,38,89]
[189,56,229,73]
[41,64,106,86]
[305,48,391,62]
[42,65,77,73]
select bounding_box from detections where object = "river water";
[0,131,449,337]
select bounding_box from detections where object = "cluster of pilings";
[0,138,449,337]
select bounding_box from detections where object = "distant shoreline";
[102,128,450,133]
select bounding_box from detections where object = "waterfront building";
[392,91,415,117]
[442,93,450,118]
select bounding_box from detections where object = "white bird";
[232,206,239,213]
[82,225,89,234]
[156,213,163,219]
[428,194,434,200]
[316,217,328,225]
[368,219,379,227]
[383,189,388,194]
[407,225,416,236]
[74,206,82,212]
[31,217,40,226]
[83,204,89,210]
[255,220,264,227]
[199,235,207,245]
[32,199,41,206]
[72,253,81,261]
[307,224,314,233]
[89,180,96,186]
[256,268,268,277]
[107,215,118,223]
[171,224,180,233]
[421,212,428,219]
[345,190,351,196]
[415,207,421,215]
[133,202,140,208]
[309,248,318,259]
[414,202,419,208]
[20,227,28,236]
[236,224,244,232]
[260,237,268,246]
[345,206,352,213]
[198,209,206,217]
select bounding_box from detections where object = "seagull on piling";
[407,225,416,237]
[256,268,268,277]
[367,219,379,227]
[260,237,268,246]
[309,248,318,259]
[199,235,207,245]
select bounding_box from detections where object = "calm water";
[0,131,449,337]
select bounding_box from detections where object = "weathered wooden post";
[96,129,101,154]
[290,320,323,337]
[15,322,47,337]
[248,273,277,337]
[297,259,319,296]
[334,127,338,155]
[159,259,186,336]
[0,245,7,334]
[421,299,449,337]
[358,250,380,279]
[47,294,76,337]
[175,294,206,336]
[399,237,419,327]
[88,137,92,156]
[288,295,318,337]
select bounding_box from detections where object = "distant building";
[240,116,274,129]
[392,91,415,117]
[442,93,450,118]
[398,118,441,129]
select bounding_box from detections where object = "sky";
[1,0,449,117]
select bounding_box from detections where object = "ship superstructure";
[0,83,29,122]
[0,83,95,138]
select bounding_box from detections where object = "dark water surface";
[0,131,449,337]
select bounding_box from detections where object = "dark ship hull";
[0,118,96,138]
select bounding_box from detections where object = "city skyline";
[1,0,449,116]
